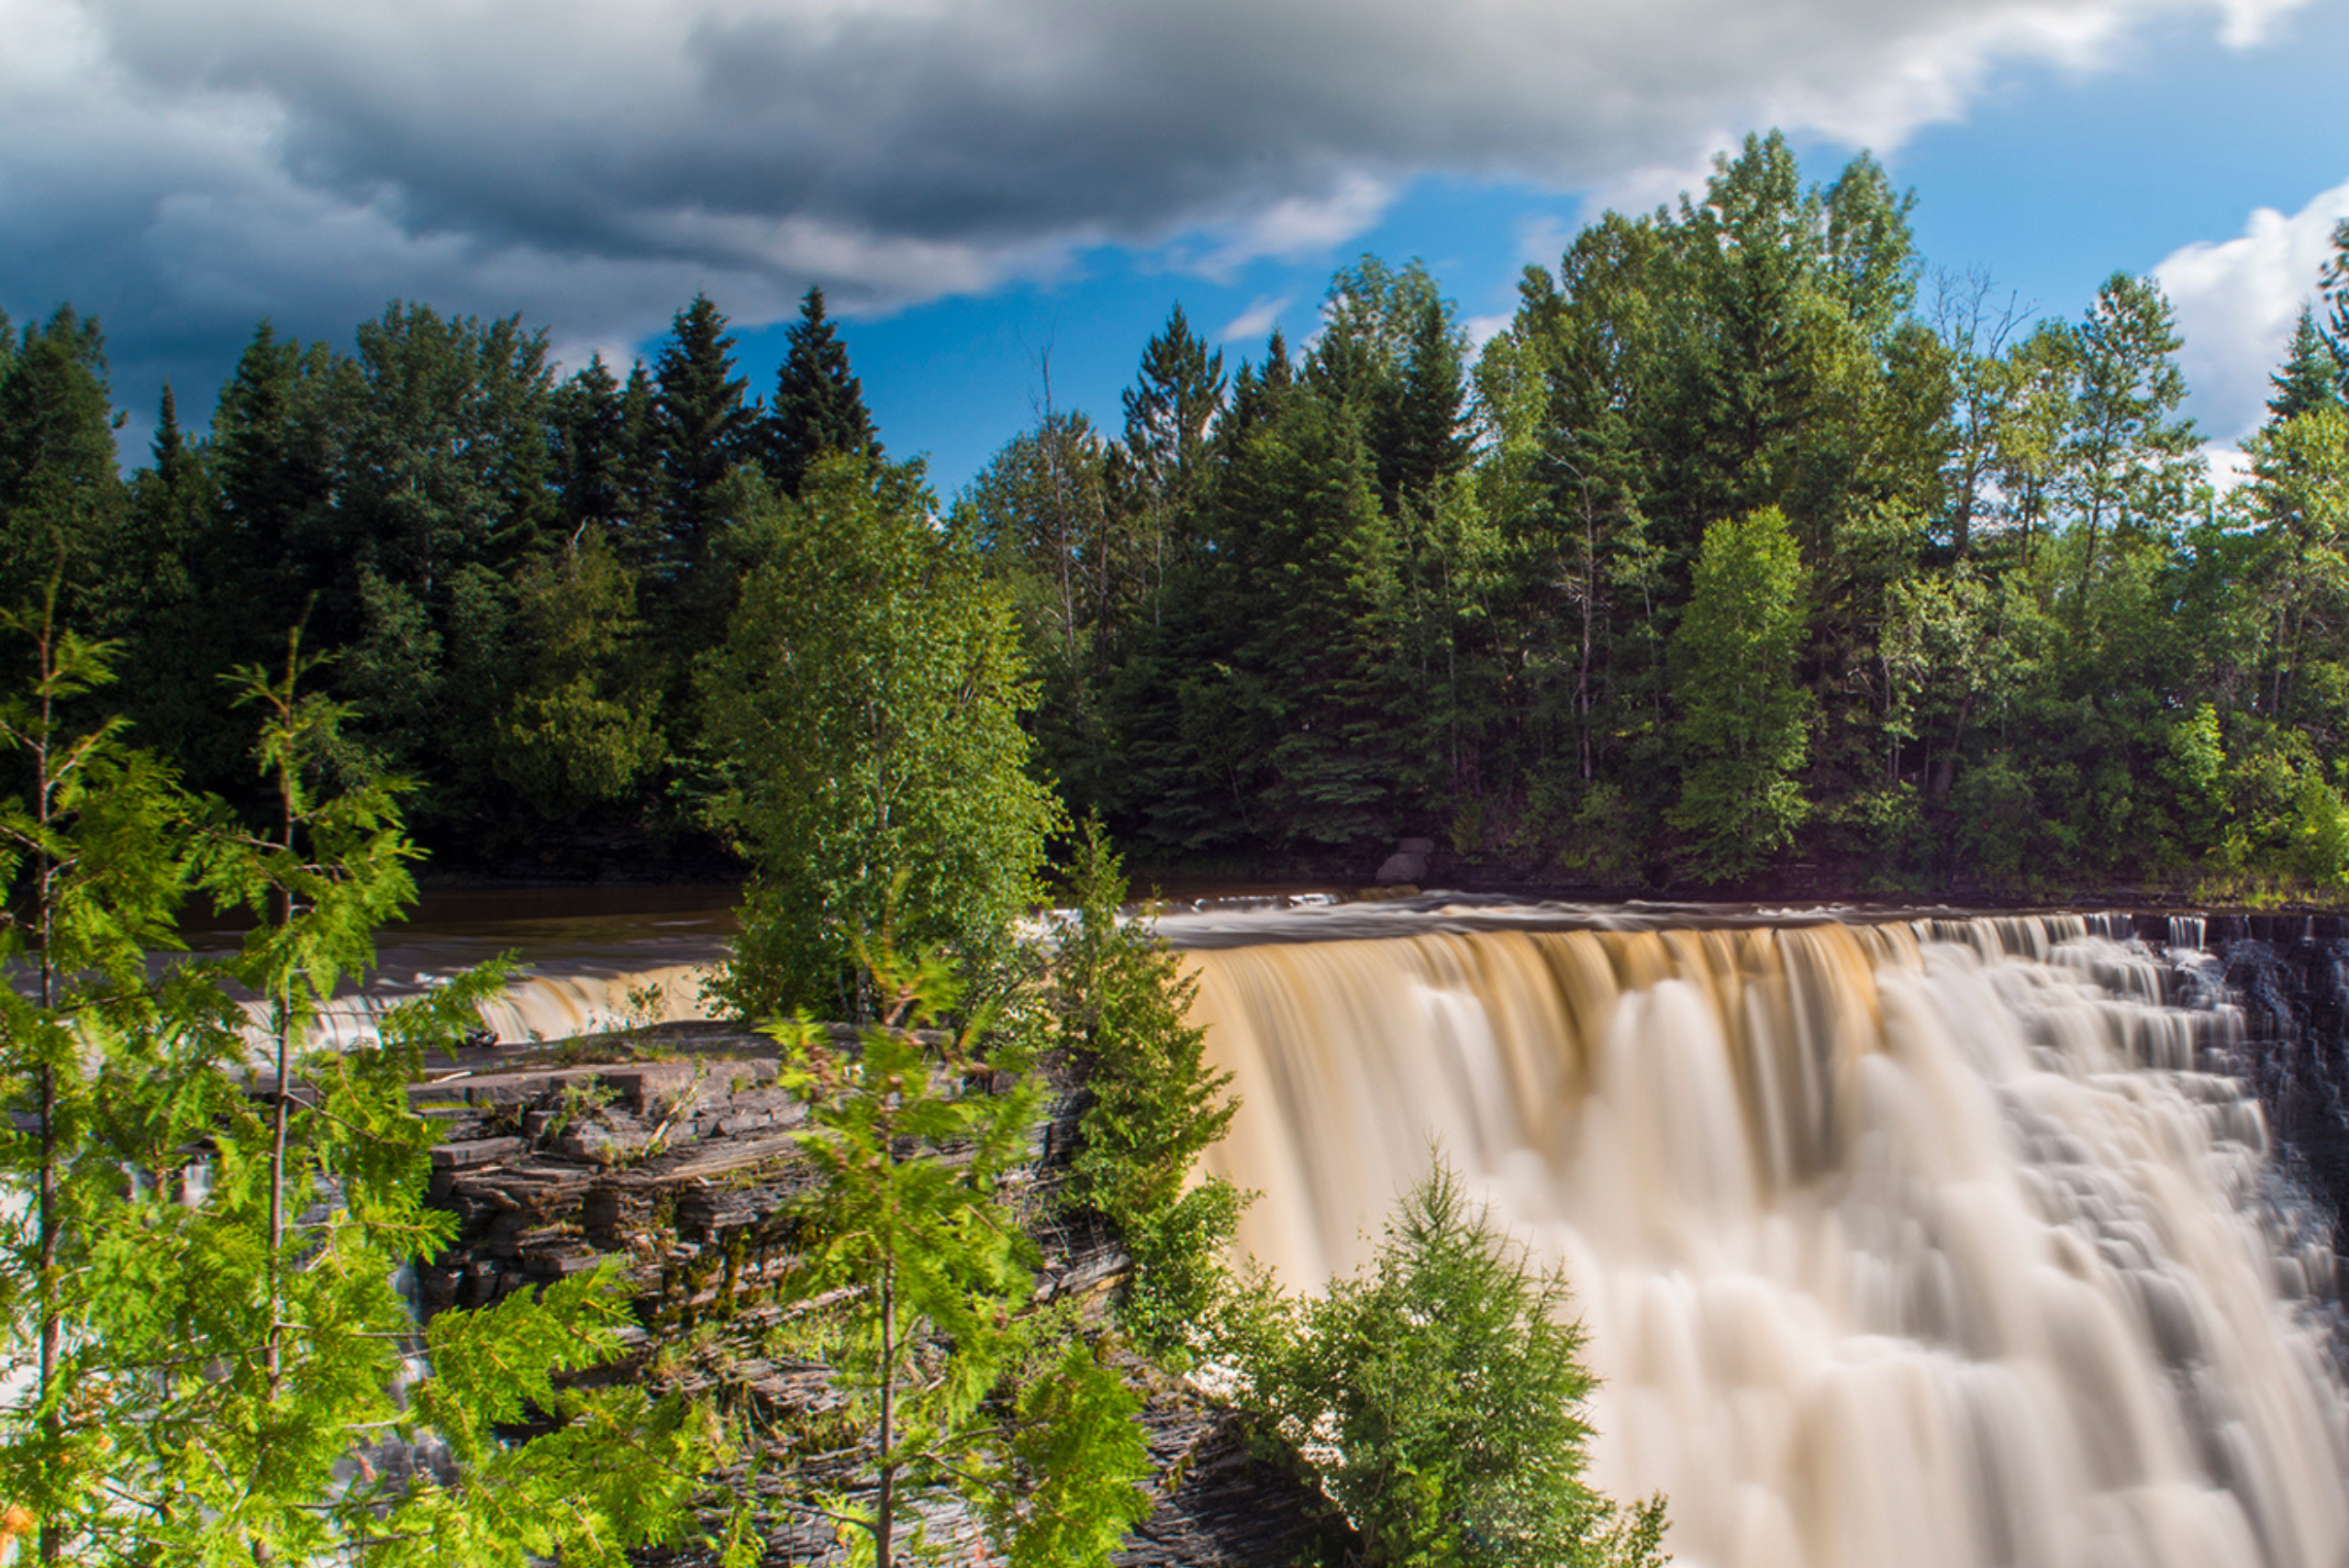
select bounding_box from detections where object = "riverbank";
[398,1020,1344,1566]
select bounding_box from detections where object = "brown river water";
[260,891,2349,1568]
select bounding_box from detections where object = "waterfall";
[1189,917,2349,1568]
[278,959,719,1052]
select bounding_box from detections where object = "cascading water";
[1187,915,2349,1568]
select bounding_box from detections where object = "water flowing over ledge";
[1187,914,2349,1568]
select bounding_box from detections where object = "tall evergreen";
[616,361,666,552]
[1373,287,1473,514]
[117,384,228,772]
[1207,391,1403,848]
[766,284,877,497]
[2269,306,2345,425]
[1120,304,1226,513]
[652,293,755,574]
[550,352,631,533]
[0,307,125,626]
[209,321,342,659]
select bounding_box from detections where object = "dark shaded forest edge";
[7,131,2349,906]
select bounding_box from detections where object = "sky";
[3,0,2345,497]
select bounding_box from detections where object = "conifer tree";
[1052,819,1241,1355]
[0,621,727,1563]
[551,352,632,532]
[1374,287,1473,515]
[653,293,755,575]
[1118,305,1225,618]
[1227,1157,1668,1568]
[617,361,667,550]
[0,308,125,628]
[1206,391,1403,847]
[116,384,230,781]
[761,936,1148,1568]
[767,284,878,497]
[2058,272,2198,613]
[2269,306,2345,425]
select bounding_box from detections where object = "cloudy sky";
[4,0,2344,491]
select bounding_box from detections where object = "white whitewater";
[1189,916,2349,1568]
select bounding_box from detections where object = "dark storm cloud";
[0,0,2307,418]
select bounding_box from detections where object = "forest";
[6,129,2349,901]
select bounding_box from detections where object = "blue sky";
[3,0,2343,492]
[814,0,2349,495]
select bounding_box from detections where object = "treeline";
[7,130,2349,895]
[0,287,885,858]
[981,133,2349,895]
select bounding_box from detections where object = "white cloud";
[2154,176,2349,441]
[2204,443,2256,492]
[0,0,2322,406]
[1463,313,1514,351]
[1218,295,1293,345]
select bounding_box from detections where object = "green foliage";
[1052,818,1243,1356]
[963,408,1127,815]
[0,613,725,1563]
[1225,1158,1668,1568]
[653,293,757,576]
[767,285,880,499]
[761,936,1148,1567]
[0,308,125,629]
[495,523,666,817]
[11,127,2349,895]
[699,455,1063,1019]
[1667,506,1812,879]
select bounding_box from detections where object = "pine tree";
[2058,272,2198,613]
[1208,391,1403,847]
[551,352,630,532]
[1373,287,1472,515]
[767,284,878,498]
[116,384,230,779]
[1121,304,1225,507]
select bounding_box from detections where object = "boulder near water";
[1375,837,1434,884]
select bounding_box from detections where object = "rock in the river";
[1376,837,1435,884]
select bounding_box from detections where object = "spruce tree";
[1373,287,1472,515]
[767,284,878,497]
[0,308,126,629]
[1227,1158,1669,1568]
[2269,306,2345,425]
[117,384,230,779]
[550,352,629,531]
[652,293,754,575]
[1120,304,1225,515]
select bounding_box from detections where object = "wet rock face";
[2204,929,2349,1262]
[411,1022,1341,1566]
